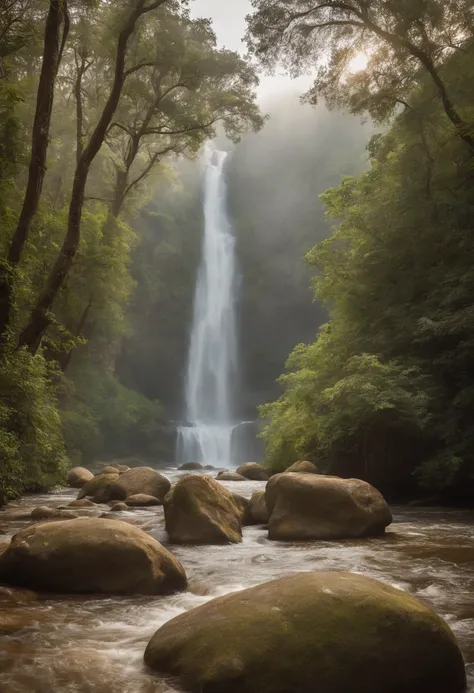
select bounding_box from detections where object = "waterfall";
[177,146,239,466]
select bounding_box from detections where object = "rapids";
[0,470,473,692]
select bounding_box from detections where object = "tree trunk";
[0,0,69,344]
[19,0,165,354]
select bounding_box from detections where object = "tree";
[18,0,173,354]
[246,0,474,146]
[259,44,474,498]
[0,0,69,344]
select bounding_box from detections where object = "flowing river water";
[1,469,474,692]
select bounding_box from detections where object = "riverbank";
[1,471,473,692]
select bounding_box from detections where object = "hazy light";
[348,52,369,73]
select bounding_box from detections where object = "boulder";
[0,517,187,595]
[77,472,120,503]
[111,467,171,502]
[232,493,252,526]
[96,465,121,476]
[266,473,392,540]
[0,541,10,557]
[30,506,78,521]
[164,475,242,544]
[249,490,269,524]
[178,462,203,471]
[236,462,269,481]
[216,471,247,481]
[67,466,93,488]
[67,499,96,508]
[110,502,129,512]
[144,571,466,693]
[125,494,161,507]
[285,460,319,474]
[203,465,215,470]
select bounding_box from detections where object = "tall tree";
[0,0,69,344]
[246,0,474,145]
[18,0,171,354]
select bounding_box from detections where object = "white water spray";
[177,147,239,466]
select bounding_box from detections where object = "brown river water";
[1,468,474,693]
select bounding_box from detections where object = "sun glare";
[348,52,369,73]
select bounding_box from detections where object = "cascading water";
[177,146,240,466]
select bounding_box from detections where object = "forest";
[251,0,474,501]
[0,0,473,505]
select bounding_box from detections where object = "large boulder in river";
[77,472,120,503]
[216,471,247,481]
[125,494,161,507]
[266,473,391,540]
[144,571,466,693]
[236,462,269,481]
[78,467,170,504]
[284,460,319,474]
[249,490,269,524]
[178,462,203,471]
[0,518,187,595]
[67,466,93,488]
[111,467,171,502]
[164,475,242,544]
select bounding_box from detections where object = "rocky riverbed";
[0,468,473,692]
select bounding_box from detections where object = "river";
[1,470,474,692]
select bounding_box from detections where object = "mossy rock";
[0,517,187,595]
[144,571,466,693]
[164,475,242,544]
[236,463,269,481]
[249,490,269,524]
[266,473,392,540]
[284,460,319,474]
[178,462,203,471]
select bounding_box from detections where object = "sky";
[189,0,312,102]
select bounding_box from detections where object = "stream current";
[1,469,474,692]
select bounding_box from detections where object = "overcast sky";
[190,0,312,102]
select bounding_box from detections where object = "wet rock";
[0,517,187,595]
[67,466,94,488]
[96,465,121,476]
[232,493,252,526]
[66,499,96,508]
[144,571,466,693]
[203,465,216,470]
[249,490,269,524]
[125,494,161,507]
[216,471,247,481]
[110,502,129,512]
[77,473,120,503]
[236,462,269,481]
[178,462,203,471]
[284,460,319,474]
[164,475,242,544]
[266,473,392,540]
[30,506,78,521]
[111,467,171,503]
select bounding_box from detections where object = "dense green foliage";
[260,42,474,498]
[0,0,262,504]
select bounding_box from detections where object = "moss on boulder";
[266,473,391,540]
[164,475,242,544]
[0,517,187,595]
[144,571,466,693]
